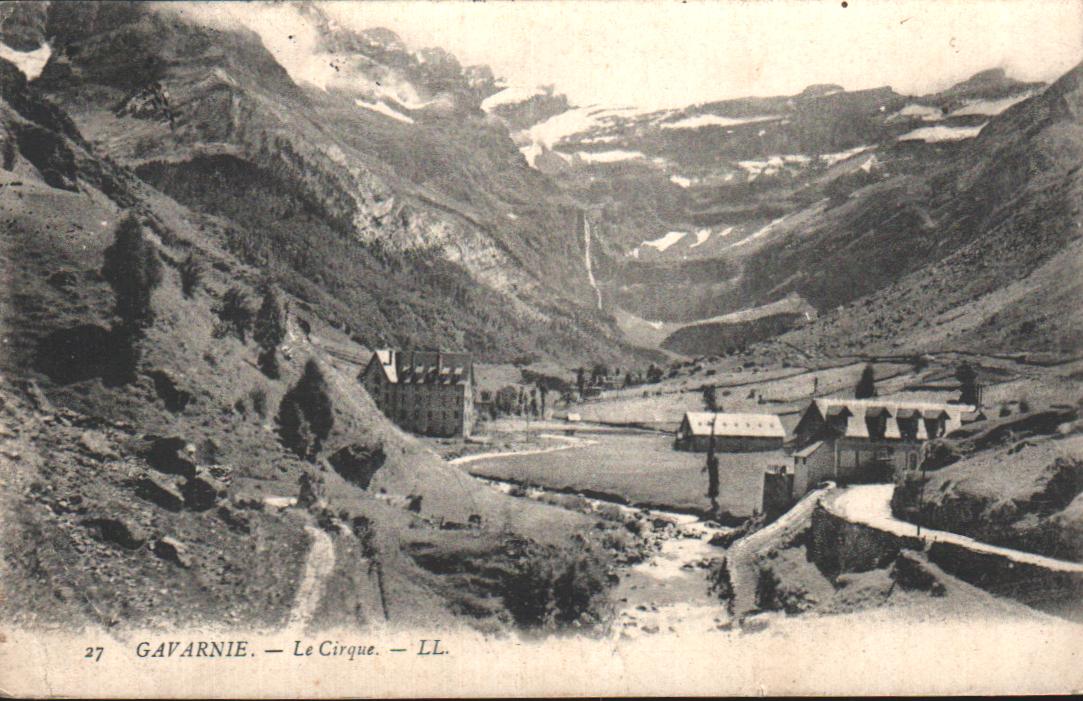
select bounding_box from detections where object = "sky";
[186,0,1083,110]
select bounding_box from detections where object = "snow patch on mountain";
[642,231,687,252]
[949,93,1035,117]
[820,145,873,167]
[480,86,545,112]
[576,150,647,164]
[660,113,782,130]
[0,41,51,80]
[355,99,415,124]
[688,228,714,248]
[727,216,786,250]
[517,105,642,167]
[670,174,693,188]
[899,123,987,143]
[737,154,812,180]
[890,103,944,122]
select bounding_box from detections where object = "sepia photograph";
[0,0,1081,696]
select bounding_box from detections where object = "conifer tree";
[101,213,163,333]
[100,214,163,383]
[855,363,877,399]
[277,359,334,460]
[254,282,287,378]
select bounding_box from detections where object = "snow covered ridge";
[354,99,414,124]
[0,42,51,80]
[898,123,988,143]
[515,105,647,167]
[659,113,782,130]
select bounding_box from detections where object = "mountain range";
[2,0,1080,362]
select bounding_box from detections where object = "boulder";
[83,517,146,550]
[181,473,226,511]
[141,436,197,478]
[153,537,191,568]
[132,474,184,512]
[47,269,79,291]
[327,443,386,489]
[78,430,117,461]
[216,505,250,533]
[148,370,193,413]
[891,551,946,596]
[204,463,233,485]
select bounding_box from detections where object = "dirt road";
[286,523,336,629]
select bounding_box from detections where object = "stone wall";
[808,504,920,577]
[809,500,1083,621]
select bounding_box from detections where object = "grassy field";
[570,362,916,429]
[463,432,787,517]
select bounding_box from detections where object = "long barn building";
[674,411,786,452]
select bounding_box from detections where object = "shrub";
[254,283,287,378]
[499,538,611,630]
[213,287,254,342]
[178,252,202,299]
[956,362,979,406]
[754,566,781,611]
[101,213,163,332]
[855,363,876,399]
[921,439,963,471]
[249,386,268,419]
[276,359,334,460]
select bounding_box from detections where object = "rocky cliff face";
[485,64,1056,340]
[5,0,1076,359]
[10,0,632,363]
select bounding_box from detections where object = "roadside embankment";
[814,485,1083,621]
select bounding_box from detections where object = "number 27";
[84,646,103,662]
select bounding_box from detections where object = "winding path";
[448,435,598,466]
[830,484,1083,573]
[285,523,336,629]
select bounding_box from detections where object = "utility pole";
[705,414,720,514]
[916,451,927,539]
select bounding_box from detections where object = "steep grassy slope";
[770,64,1083,356]
[893,432,1083,563]
[0,56,621,632]
[20,1,635,364]
[628,63,1083,355]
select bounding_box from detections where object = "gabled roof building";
[788,398,975,495]
[360,350,475,438]
[675,411,786,452]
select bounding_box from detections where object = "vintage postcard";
[1,0,1082,697]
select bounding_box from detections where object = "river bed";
[476,475,734,637]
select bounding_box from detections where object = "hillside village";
[0,1,1081,681]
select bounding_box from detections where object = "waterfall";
[581,213,603,310]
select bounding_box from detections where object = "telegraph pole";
[705,414,720,514]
